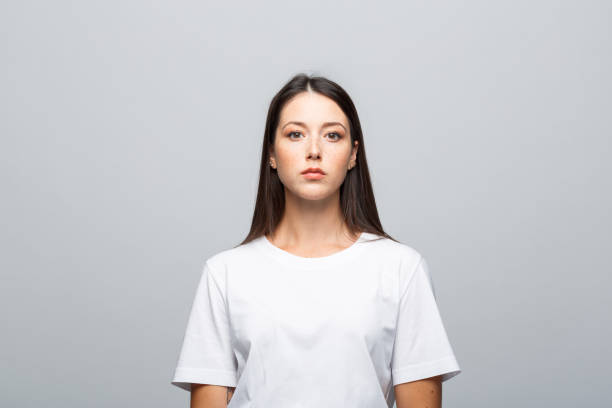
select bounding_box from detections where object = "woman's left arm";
[394,375,442,408]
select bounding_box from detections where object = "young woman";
[171,73,462,407]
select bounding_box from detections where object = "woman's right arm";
[190,384,235,408]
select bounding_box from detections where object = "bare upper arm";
[190,384,235,408]
[394,375,442,408]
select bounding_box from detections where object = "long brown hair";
[238,73,397,246]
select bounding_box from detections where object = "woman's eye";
[286,131,342,141]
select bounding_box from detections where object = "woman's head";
[270,89,358,201]
[240,73,396,244]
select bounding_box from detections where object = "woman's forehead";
[279,93,348,128]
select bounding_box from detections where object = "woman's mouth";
[301,167,326,180]
[302,172,325,180]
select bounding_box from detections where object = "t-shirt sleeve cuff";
[171,367,238,391]
[392,355,462,386]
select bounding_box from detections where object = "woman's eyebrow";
[281,121,347,131]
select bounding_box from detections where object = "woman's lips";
[302,172,325,180]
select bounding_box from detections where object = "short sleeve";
[391,255,462,385]
[171,261,238,391]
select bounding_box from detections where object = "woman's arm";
[394,375,442,408]
[190,384,235,408]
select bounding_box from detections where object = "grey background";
[1,1,610,407]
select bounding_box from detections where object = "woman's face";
[270,91,358,201]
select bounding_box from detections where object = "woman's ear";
[351,140,359,162]
[268,149,276,169]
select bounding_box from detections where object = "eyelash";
[286,131,342,141]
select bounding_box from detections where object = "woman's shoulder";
[360,231,423,263]
[361,233,430,290]
[201,236,265,273]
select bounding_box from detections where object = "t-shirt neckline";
[255,231,371,269]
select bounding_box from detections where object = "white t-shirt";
[171,232,461,407]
